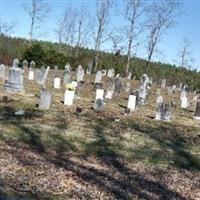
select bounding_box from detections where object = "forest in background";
[0,34,200,91]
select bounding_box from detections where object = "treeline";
[0,34,200,91]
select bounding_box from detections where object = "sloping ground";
[0,70,200,200]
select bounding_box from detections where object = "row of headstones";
[161,78,192,109]
[1,59,200,120]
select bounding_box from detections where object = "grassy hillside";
[0,71,199,199]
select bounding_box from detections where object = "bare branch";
[23,0,49,41]
[145,0,180,72]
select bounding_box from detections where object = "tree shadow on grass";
[128,119,200,171]
[0,110,199,199]
[42,117,188,200]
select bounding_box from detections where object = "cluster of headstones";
[93,72,152,113]
[0,58,200,120]
[156,79,200,121]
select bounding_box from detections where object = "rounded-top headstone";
[13,58,19,68]
[30,61,35,69]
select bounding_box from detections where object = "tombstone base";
[4,81,25,93]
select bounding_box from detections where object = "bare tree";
[122,0,144,74]
[0,21,17,36]
[145,0,180,72]
[23,0,49,41]
[55,6,77,55]
[75,5,90,57]
[179,37,194,69]
[109,31,125,53]
[93,0,113,71]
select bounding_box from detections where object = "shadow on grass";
[129,119,200,171]
[0,108,199,199]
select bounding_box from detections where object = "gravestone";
[93,99,104,112]
[161,79,166,88]
[124,81,131,92]
[93,89,104,112]
[155,95,164,120]
[94,71,102,89]
[76,65,84,82]
[0,64,6,79]
[35,69,42,83]
[180,85,188,108]
[53,65,60,89]
[30,61,35,69]
[64,90,75,106]
[54,65,59,77]
[95,71,102,84]
[162,102,171,121]
[127,71,132,80]
[28,61,35,80]
[107,68,115,78]
[105,78,115,99]
[86,61,93,74]
[131,89,139,105]
[114,77,122,95]
[38,90,52,110]
[63,63,71,85]
[172,85,176,93]
[54,77,61,89]
[194,97,200,120]
[181,96,188,108]
[137,74,151,105]
[138,84,147,105]
[127,95,136,113]
[4,59,24,92]
[179,83,183,91]
[37,66,50,86]
[95,89,104,100]
[168,87,173,95]
[12,58,19,68]
[23,60,28,69]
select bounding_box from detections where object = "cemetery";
[0,59,200,200]
[1,0,200,199]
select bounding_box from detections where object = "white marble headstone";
[127,95,136,112]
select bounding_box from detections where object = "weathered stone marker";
[105,79,115,99]
[107,68,115,78]
[138,74,150,105]
[194,97,200,120]
[127,95,136,113]
[0,64,6,79]
[23,60,28,69]
[38,90,52,110]
[63,63,71,85]
[4,59,24,92]
[64,90,75,106]
[114,76,122,95]
[53,65,60,89]
[162,102,171,121]
[86,61,93,74]
[94,71,102,89]
[28,61,35,80]
[180,85,188,108]
[155,95,164,120]
[76,65,84,82]
[93,89,104,112]
[161,79,166,88]
[54,77,61,89]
